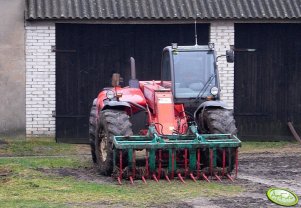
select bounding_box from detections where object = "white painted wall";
[25,22,55,137]
[210,22,235,109]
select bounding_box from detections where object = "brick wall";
[25,22,55,137]
[210,22,234,109]
[24,22,235,137]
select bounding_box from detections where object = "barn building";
[1,0,300,142]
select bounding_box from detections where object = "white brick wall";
[210,22,234,109]
[24,21,235,137]
[25,22,55,137]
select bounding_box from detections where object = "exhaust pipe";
[129,57,139,88]
[130,57,136,80]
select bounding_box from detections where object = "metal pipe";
[158,150,162,179]
[132,150,136,178]
[119,150,123,179]
[222,149,226,177]
[235,148,238,178]
[209,149,213,177]
[130,57,136,80]
[197,149,200,178]
[145,151,149,178]
[184,149,188,177]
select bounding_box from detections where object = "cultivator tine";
[129,176,134,185]
[214,173,222,182]
[117,177,122,185]
[235,148,239,178]
[184,149,188,177]
[189,173,197,183]
[141,176,147,184]
[177,173,186,184]
[171,150,175,179]
[145,151,149,177]
[119,150,123,181]
[202,173,211,183]
[226,174,234,182]
[132,151,136,178]
[222,149,226,177]
[197,149,201,178]
[152,174,159,182]
[165,175,171,183]
[158,150,162,179]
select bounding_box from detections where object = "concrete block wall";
[210,22,235,109]
[25,22,55,137]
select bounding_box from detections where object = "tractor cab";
[161,44,229,104]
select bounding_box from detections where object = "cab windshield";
[173,51,216,98]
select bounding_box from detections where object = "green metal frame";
[112,124,241,173]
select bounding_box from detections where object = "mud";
[209,152,301,208]
[37,166,114,184]
[37,150,301,207]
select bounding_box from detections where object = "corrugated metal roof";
[26,0,301,20]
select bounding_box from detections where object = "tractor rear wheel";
[89,99,97,163]
[95,109,133,175]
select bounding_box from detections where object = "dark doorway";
[56,23,210,143]
[234,24,301,140]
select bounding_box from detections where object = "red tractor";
[89,44,241,184]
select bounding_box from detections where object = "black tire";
[198,108,237,173]
[201,108,237,135]
[95,109,133,176]
[89,99,97,163]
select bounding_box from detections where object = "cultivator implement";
[112,125,241,184]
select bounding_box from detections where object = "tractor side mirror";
[111,73,121,87]
[226,50,234,63]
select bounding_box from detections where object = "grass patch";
[0,172,242,207]
[0,157,88,172]
[240,141,300,153]
[0,155,242,207]
[0,138,251,207]
[0,137,82,156]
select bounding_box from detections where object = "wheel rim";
[99,128,108,162]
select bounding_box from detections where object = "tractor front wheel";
[198,108,238,173]
[201,108,237,135]
[95,109,133,175]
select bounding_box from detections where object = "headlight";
[210,87,219,96]
[106,90,115,99]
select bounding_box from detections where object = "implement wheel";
[95,109,133,175]
[198,108,238,173]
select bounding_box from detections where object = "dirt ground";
[209,152,301,208]
[38,145,301,208]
